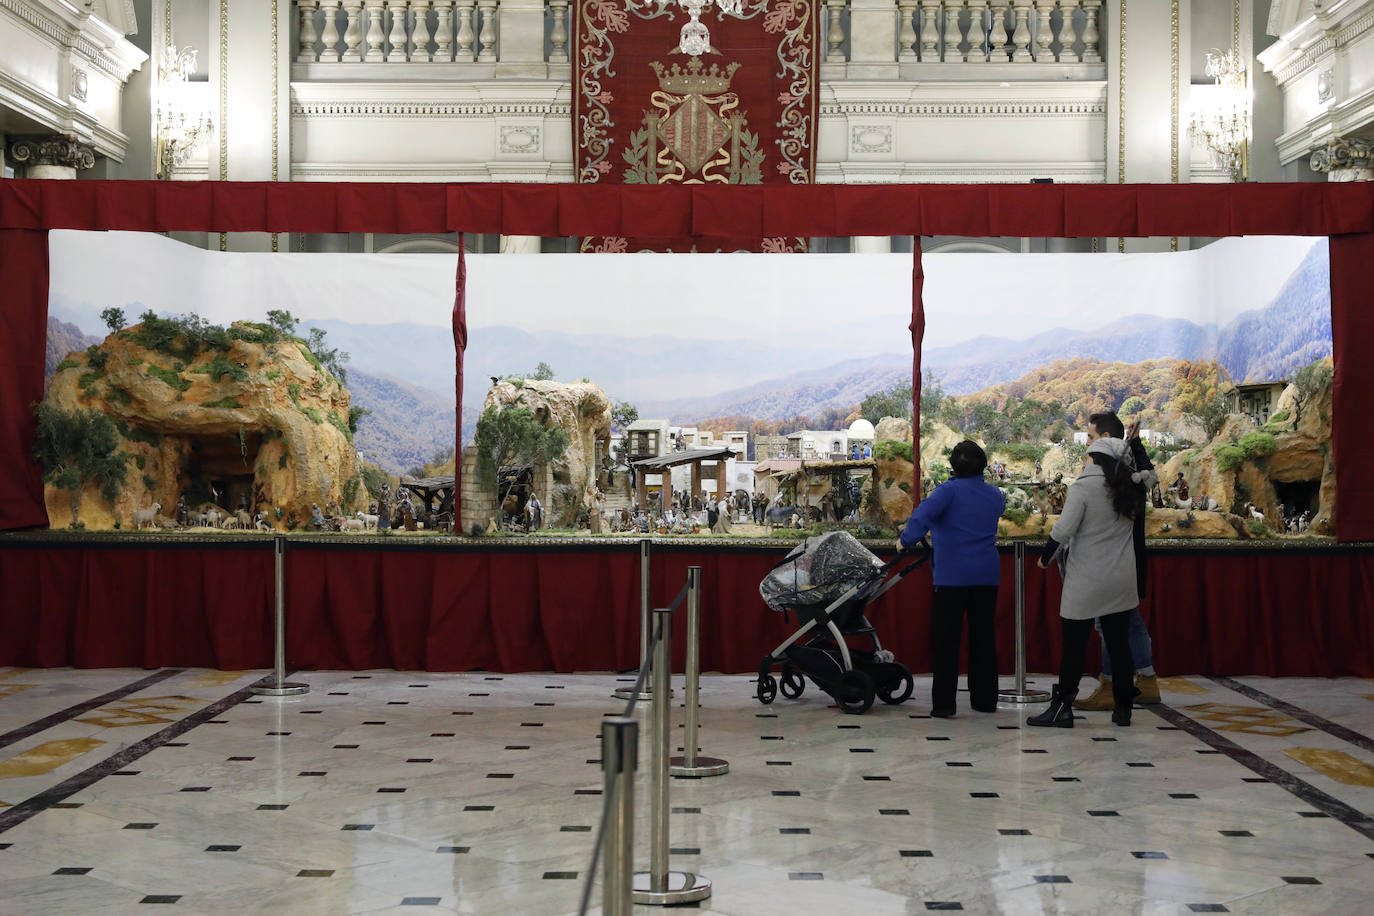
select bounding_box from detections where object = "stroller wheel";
[877,663,914,705]
[837,669,875,715]
[757,673,778,705]
[779,666,806,699]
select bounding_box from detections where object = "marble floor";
[1,667,1372,915]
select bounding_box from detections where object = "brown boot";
[1071,676,1114,711]
[1134,674,1161,705]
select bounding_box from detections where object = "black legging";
[931,585,999,714]
[1059,608,1135,706]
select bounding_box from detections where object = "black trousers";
[931,585,999,714]
[1059,609,1135,706]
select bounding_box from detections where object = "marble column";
[499,235,542,254]
[852,236,892,254]
[5,135,96,179]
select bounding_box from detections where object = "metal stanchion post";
[671,567,727,778]
[251,534,308,697]
[600,716,637,916]
[998,540,1049,704]
[614,538,655,702]
[633,609,710,905]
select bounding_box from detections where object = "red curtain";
[3,542,1371,676]
[1329,233,1374,540]
[0,230,51,530]
[453,233,467,520]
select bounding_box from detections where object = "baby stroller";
[757,531,930,715]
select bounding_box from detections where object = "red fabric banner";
[572,0,819,251]
[0,230,51,531]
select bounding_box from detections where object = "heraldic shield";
[623,58,764,185]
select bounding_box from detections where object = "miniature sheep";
[356,511,379,531]
[340,517,366,532]
[133,502,162,530]
[235,509,252,529]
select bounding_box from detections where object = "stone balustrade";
[291,0,1102,69]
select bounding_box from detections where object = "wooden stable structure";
[632,447,736,512]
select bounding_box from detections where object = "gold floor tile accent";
[1362,694,1374,703]
[187,670,248,688]
[1182,702,1312,737]
[0,684,36,699]
[0,667,31,680]
[1284,748,1374,787]
[1156,677,1208,695]
[0,738,105,779]
[77,695,202,728]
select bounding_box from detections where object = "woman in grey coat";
[1028,436,1146,728]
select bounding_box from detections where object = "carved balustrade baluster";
[1033,0,1053,60]
[1081,0,1100,63]
[965,2,987,62]
[1011,1,1032,61]
[942,0,962,61]
[455,0,477,60]
[1057,0,1078,62]
[341,0,364,61]
[387,0,410,60]
[918,1,940,60]
[549,0,570,63]
[899,0,917,60]
[363,0,386,60]
[412,1,435,61]
[476,0,498,62]
[825,0,847,63]
[298,0,320,61]
[319,0,343,62]
[434,1,455,62]
[989,3,1008,61]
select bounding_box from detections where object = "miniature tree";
[473,404,570,491]
[100,307,126,335]
[265,309,298,337]
[611,400,638,431]
[1292,360,1333,424]
[532,362,555,381]
[32,404,128,528]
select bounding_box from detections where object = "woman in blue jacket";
[897,441,1006,717]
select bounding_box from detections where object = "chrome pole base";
[632,870,711,905]
[613,686,672,702]
[997,688,1051,704]
[251,682,309,697]
[669,756,728,778]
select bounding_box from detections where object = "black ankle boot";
[1027,685,1077,728]
[1111,703,1132,727]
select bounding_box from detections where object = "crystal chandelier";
[156,43,213,179]
[1188,48,1251,181]
[658,0,743,57]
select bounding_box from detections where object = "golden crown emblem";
[650,58,740,96]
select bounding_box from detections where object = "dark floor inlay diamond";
[1022,749,1048,754]
[228,756,255,761]
[1298,811,1329,818]
[863,776,891,782]
[469,693,489,697]
[996,726,1020,730]
[431,733,455,738]
[850,748,875,754]
[464,805,494,811]
[946,762,972,767]
[561,825,592,832]
[378,787,406,793]
[1219,830,1253,837]
[342,824,373,831]
[586,759,600,764]
[353,675,372,679]
[124,823,157,830]
[900,850,934,858]
[837,724,860,729]
[299,771,326,776]
[773,790,800,797]
[1281,876,1320,884]
[334,744,360,749]
[1186,906,1228,913]
[1127,762,1154,768]
[437,846,470,853]
[1170,793,1199,799]
[180,787,211,793]
[409,684,428,688]
[266,731,289,736]
[407,758,434,763]
[1242,777,1269,783]
[671,846,701,855]
[51,802,82,808]
[387,701,408,706]
[1196,749,1221,754]
[1132,851,1168,859]
[520,722,544,727]
[999,829,1031,836]
[165,742,188,747]
[1088,810,1119,817]
[535,702,555,706]
[766,761,792,766]
[788,873,823,880]
[574,789,601,795]
[327,691,349,696]
[1092,737,1117,742]
[257,804,288,811]
[0,844,10,849]
[363,721,386,726]
[971,792,999,798]
[401,898,441,906]
[543,871,577,879]
[924,903,963,911]
[300,710,322,715]
[926,737,950,742]
[114,770,140,775]
[297,869,334,877]
[1052,777,1080,782]
[761,736,784,741]
[1035,875,1070,883]
[780,827,811,835]
[53,867,92,875]
[756,713,778,718]
[452,711,474,716]
[206,845,241,852]
[880,809,910,816]
[140,895,181,904]
[672,807,701,814]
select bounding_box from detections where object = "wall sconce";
[156,44,213,179]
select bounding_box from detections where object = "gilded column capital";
[6,135,97,172]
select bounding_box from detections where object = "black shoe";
[1111,704,1132,727]
[931,708,955,719]
[1027,685,1077,728]
[971,703,998,714]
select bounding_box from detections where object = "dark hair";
[1088,411,1125,439]
[949,440,988,478]
[1091,453,1139,519]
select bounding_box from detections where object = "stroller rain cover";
[759,530,886,612]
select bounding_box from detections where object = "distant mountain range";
[45,318,100,384]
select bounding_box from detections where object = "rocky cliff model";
[42,319,363,530]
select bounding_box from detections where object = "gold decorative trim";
[218,0,228,252]
[271,0,279,253]
[1170,0,1178,252]
[1118,0,1126,253]
[1233,0,1240,54]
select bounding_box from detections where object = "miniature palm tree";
[32,404,128,528]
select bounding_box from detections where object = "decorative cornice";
[821,100,1105,117]
[291,100,573,118]
[6,133,96,170]
[1266,8,1374,84]
[0,0,145,82]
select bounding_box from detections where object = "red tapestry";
[573,0,819,251]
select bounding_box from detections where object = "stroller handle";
[883,537,932,579]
